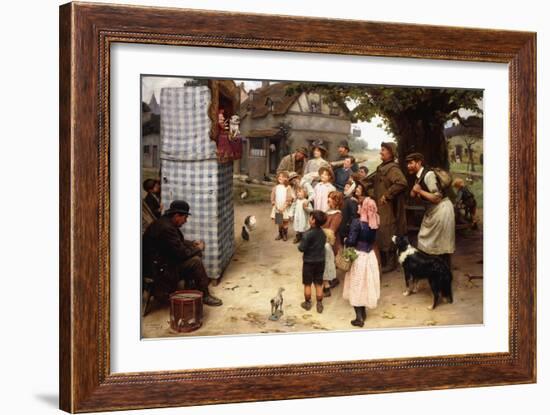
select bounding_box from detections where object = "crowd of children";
[271,162,381,328]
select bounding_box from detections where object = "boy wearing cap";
[335,140,359,171]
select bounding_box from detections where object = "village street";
[142,199,483,339]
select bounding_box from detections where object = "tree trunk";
[468,147,476,172]
[393,116,450,172]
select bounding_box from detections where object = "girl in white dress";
[291,186,312,244]
[270,171,294,241]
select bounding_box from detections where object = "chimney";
[261,80,269,88]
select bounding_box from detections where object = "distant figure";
[453,178,478,226]
[143,178,162,219]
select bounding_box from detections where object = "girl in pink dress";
[342,184,381,327]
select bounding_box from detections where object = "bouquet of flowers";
[335,247,358,271]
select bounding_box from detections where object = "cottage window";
[309,93,322,113]
[249,139,266,157]
[143,145,150,154]
[310,101,322,113]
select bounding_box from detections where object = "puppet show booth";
[160,80,242,280]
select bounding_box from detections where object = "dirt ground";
[142,199,483,338]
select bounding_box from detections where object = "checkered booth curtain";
[160,86,235,279]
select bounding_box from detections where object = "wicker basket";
[335,250,352,272]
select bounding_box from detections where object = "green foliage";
[285,83,482,137]
[341,247,359,262]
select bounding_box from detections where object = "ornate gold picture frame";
[59,2,536,412]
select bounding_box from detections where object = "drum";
[169,290,203,333]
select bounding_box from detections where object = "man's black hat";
[164,200,192,216]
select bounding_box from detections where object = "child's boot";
[316,298,324,313]
[351,306,364,327]
[301,299,312,311]
[275,228,283,240]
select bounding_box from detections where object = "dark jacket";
[142,215,201,276]
[338,197,359,240]
[334,167,353,191]
[277,153,306,176]
[370,160,408,250]
[144,193,161,219]
[345,218,376,253]
[298,227,326,263]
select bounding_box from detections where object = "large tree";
[286,84,482,170]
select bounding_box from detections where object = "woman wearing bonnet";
[303,141,331,176]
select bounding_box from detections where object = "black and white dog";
[392,235,453,310]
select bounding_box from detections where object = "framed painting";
[59,2,536,412]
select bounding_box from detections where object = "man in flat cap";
[277,147,308,176]
[370,141,408,273]
[332,140,359,191]
[333,140,359,171]
[142,200,223,307]
[406,152,455,269]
